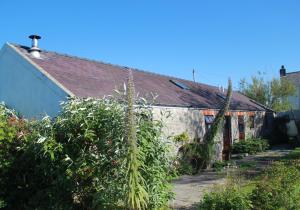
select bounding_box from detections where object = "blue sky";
[1,0,299,89]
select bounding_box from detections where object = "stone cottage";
[0,35,272,160]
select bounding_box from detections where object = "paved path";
[170,148,291,210]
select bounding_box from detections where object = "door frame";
[222,116,232,160]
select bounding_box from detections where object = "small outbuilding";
[0,36,272,160]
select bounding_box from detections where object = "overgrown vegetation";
[199,181,253,210]
[177,143,204,175]
[176,79,232,174]
[251,162,300,210]
[198,148,300,210]
[173,132,190,144]
[231,138,269,155]
[239,72,296,112]
[125,70,148,210]
[202,79,232,167]
[0,80,174,209]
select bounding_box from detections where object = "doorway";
[222,116,232,160]
[238,115,245,140]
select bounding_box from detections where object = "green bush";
[199,154,300,210]
[0,98,174,210]
[251,162,300,210]
[231,138,269,154]
[198,183,252,210]
[173,132,190,144]
[0,105,28,210]
[176,143,205,175]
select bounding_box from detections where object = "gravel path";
[170,147,291,210]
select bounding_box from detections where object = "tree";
[239,73,296,112]
[178,79,232,172]
[202,78,232,167]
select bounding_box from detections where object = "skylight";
[217,93,226,100]
[170,80,190,90]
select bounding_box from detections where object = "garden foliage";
[125,70,148,210]
[198,150,300,210]
[173,132,190,144]
[198,182,253,210]
[176,79,232,175]
[239,72,296,112]
[251,162,300,210]
[202,79,232,167]
[231,138,269,154]
[0,94,173,209]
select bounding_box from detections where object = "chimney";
[280,65,286,77]
[28,35,41,58]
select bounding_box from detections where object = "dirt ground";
[170,148,291,210]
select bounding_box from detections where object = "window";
[249,116,255,129]
[169,80,190,90]
[205,115,214,131]
[217,93,226,100]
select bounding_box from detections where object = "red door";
[223,116,231,160]
[238,116,245,140]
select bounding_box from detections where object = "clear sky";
[0,0,299,89]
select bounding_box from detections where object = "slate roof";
[12,44,266,111]
[285,71,300,86]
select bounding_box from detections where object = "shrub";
[198,182,252,210]
[173,132,190,144]
[231,138,269,154]
[176,143,205,175]
[251,162,300,210]
[0,105,29,210]
[0,97,174,210]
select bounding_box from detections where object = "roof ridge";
[286,70,300,74]
[12,43,220,90]
[237,90,273,111]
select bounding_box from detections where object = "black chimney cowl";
[280,65,286,77]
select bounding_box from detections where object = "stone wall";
[151,106,206,141]
[152,105,267,160]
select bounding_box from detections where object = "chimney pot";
[28,34,41,58]
[280,65,286,77]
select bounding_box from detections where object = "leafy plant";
[0,84,173,209]
[198,182,252,210]
[231,138,269,154]
[202,79,232,167]
[173,132,190,144]
[125,70,148,210]
[251,162,300,210]
[176,143,204,175]
[239,72,296,112]
[176,79,232,174]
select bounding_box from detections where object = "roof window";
[170,80,190,90]
[217,93,226,100]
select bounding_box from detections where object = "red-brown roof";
[13,44,265,111]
